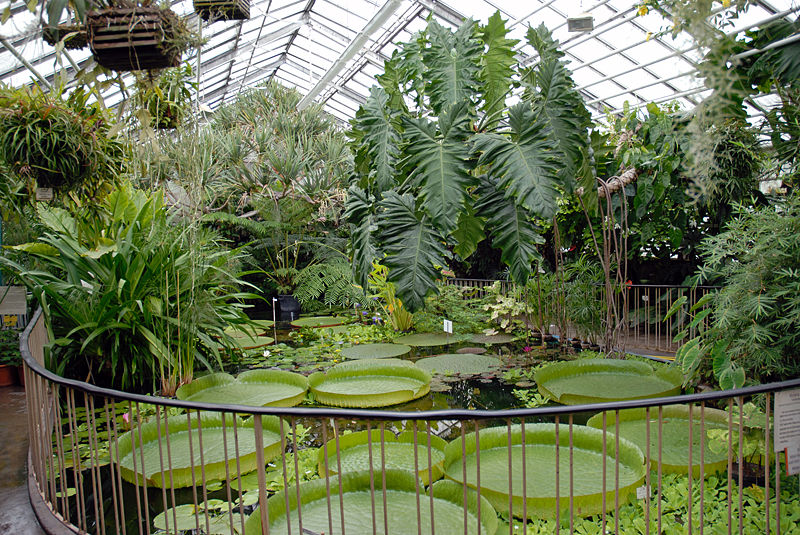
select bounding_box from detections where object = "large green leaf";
[400,101,475,234]
[474,174,544,284]
[393,332,455,347]
[350,87,401,193]
[452,208,485,260]
[340,343,411,360]
[478,12,518,128]
[308,359,431,408]
[290,316,349,328]
[422,19,482,115]
[473,102,561,219]
[534,359,683,405]
[112,413,284,488]
[587,405,730,477]
[245,470,497,535]
[175,370,308,407]
[344,185,378,289]
[444,424,646,519]
[415,353,501,376]
[318,430,448,485]
[377,191,449,312]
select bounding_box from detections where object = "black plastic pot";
[277,294,301,321]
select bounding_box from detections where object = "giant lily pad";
[112,413,284,488]
[470,333,515,344]
[534,359,682,405]
[340,343,411,360]
[309,359,431,408]
[250,319,274,330]
[318,430,447,485]
[393,332,454,347]
[176,370,308,407]
[291,316,348,328]
[443,424,646,519]
[415,353,501,376]
[587,405,731,477]
[244,470,497,535]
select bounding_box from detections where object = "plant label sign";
[774,388,800,453]
[443,319,453,334]
[35,187,53,201]
[786,444,800,476]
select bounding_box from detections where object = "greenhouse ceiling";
[0,0,798,124]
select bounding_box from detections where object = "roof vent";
[567,12,594,32]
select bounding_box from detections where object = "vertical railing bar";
[775,434,781,535]
[254,414,271,535]
[232,415,247,535]
[49,383,66,518]
[67,389,87,530]
[614,410,620,535]
[84,394,104,535]
[413,425,422,535]
[195,411,212,535]
[185,409,201,535]
[765,394,771,535]
[278,418,293,535]
[521,419,528,529]
[126,401,144,535]
[321,419,334,535]
[366,421,377,535]
[700,402,706,534]
[163,409,179,533]
[380,422,389,535]
[475,420,482,535]
[426,421,436,535]
[506,419,513,534]
[153,405,171,535]
[460,423,468,535]
[26,372,42,501]
[102,400,122,535]
[108,400,128,535]
[601,411,607,535]
[569,414,575,535]
[645,406,651,535]
[291,418,304,534]
[555,414,560,534]
[39,376,57,513]
[221,414,236,535]
[737,397,744,535]
[688,403,693,534]
[657,406,663,535]
[333,418,346,535]
[134,402,152,535]
[727,398,733,535]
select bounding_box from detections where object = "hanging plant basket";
[193,0,250,21]
[87,7,183,71]
[42,24,88,50]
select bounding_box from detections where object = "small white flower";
[262,349,271,357]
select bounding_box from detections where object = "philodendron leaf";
[474,102,561,220]
[479,12,518,128]
[378,191,449,312]
[344,185,378,289]
[452,209,485,260]
[422,18,482,115]
[351,87,401,193]
[474,174,543,285]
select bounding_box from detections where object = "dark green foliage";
[293,260,367,309]
[0,329,20,365]
[412,283,488,334]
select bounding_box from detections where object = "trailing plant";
[0,186,256,393]
[131,63,197,130]
[347,13,594,311]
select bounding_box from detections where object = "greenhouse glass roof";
[0,0,797,123]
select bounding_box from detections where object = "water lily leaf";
[112,413,284,488]
[415,353,501,376]
[153,504,245,534]
[318,430,447,485]
[340,343,411,360]
[244,470,497,535]
[444,423,646,519]
[290,316,349,328]
[587,404,730,477]
[176,370,308,407]
[534,358,682,405]
[393,332,455,347]
[250,319,274,330]
[309,359,431,408]
[470,333,515,344]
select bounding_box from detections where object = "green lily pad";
[112,413,284,488]
[393,332,455,347]
[415,353,501,376]
[309,359,431,408]
[318,430,447,485]
[153,504,244,534]
[250,319,274,329]
[534,358,682,405]
[587,404,731,477]
[224,326,260,339]
[176,370,308,407]
[291,316,348,328]
[340,343,411,360]
[470,333,515,344]
[444,424,646,519]
[244,470,497,535]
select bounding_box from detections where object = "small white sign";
[443,319,453,334]
[36,187,54,201]
[786,444,800,476]
[774,388,800,452]
[636,485,650,500]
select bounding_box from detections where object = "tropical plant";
[293,257,368,309]
[346,13,594,311]
[0,186,256,393]
[131,63,197,130]
[0,329,20,366]
[0,85,122,197]
[367,262,413,332]
[562,256,605,344]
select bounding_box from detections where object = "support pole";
[0,36,52,89]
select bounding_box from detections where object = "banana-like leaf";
[350,87,401,193]
[6,242,60,256]
[474,174,543,285]
[422,19,482,114]
[245,469,497,535]
[318,430,448,485]
[112,413,284,488]
[377,191,449,312]
[587,405,730,477]
[415,353,501,376]
[308,358,431,408]
[340,343,411,360]
[344,185,378,289]
[400,101,475,234]
[534,359,683,405]
[175,369,308,407]
[473,102,561,219]
[444,424,646,519]
[479,12,518,128]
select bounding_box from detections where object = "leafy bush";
[0,329,20,366]
[1,186,255,393]
[412,283,488,334]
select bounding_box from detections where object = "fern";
[294,260,367,308]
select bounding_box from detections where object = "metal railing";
[21,308,800,535]
[447,279,718,354]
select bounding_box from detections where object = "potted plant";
[0,329,20,387]
[193,0,249,21]
[132,63,197,129]
[42,25,88,49]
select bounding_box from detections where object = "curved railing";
[21,308,800,534]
